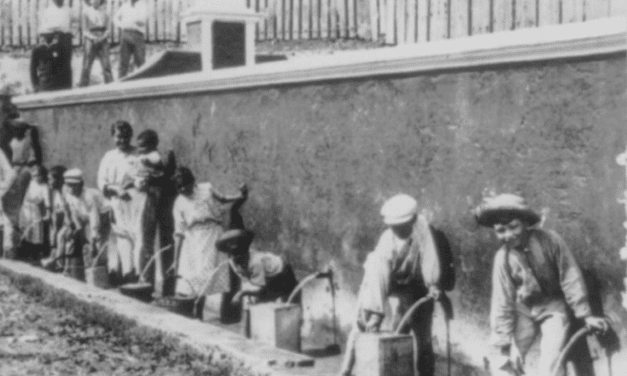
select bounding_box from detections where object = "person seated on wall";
[216,229,299,306]
[474,193,609,376]
[57,168,107,281]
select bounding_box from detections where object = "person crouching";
[216,229,299,306]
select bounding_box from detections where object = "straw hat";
[380,194,418,225]
[474,193,540,227]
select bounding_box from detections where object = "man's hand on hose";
[585,316,609,333]
[428,285,442,301]
[364,312,383,333]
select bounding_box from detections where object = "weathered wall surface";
[18,52,627,369]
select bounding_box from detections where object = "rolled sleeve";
[490,249,517,347]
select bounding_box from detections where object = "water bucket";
[153,294,196,317]
[119,244,172,303]
[63,258,86,281]
[120,282,154,302]
[85,243,110,289]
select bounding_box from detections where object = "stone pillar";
[182,1,263,72]
[617,148,627,311]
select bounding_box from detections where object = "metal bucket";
[63,258,85,281]
[85,244,110,289]
[119,282,153,303]
[153,294,196,317]
[85,265,110,289]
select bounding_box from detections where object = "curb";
[0,260,314,376]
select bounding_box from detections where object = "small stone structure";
[182,1,263,72]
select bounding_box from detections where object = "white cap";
[63,168,83,184]
[380,194,418,225]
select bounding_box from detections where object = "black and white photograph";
[0,0,625,375]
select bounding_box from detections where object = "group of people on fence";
[31,0,148,92]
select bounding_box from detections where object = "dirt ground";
[0,273,226,376]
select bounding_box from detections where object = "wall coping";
[13,16,627,110]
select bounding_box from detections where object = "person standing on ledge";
[113,0,148,79]
[38,0,73,90]
[474,193,609,376]
[79,0,113,87]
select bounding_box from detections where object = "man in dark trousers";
[35,0,73,90]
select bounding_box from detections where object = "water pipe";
[550,326,592,376]
[286,268,341,354]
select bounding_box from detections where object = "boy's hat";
[380,194,418,225]
[474,193,540,227]
[63,168,84,184]
[216,229,254,254]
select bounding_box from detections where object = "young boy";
[129,129,164,192]
[215,229,298,305]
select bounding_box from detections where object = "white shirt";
[39,4,72,34]
[97,147,137,193]
[113,0,148,33]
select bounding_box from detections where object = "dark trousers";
[119,29,146,78]
[79,37,113,87]
[57,32,73,89]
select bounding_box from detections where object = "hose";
[394,295,434,335]
[550,326,591,376]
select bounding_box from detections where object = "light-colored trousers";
[490,312,570,376]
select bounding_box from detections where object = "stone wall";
[16,51,627,370]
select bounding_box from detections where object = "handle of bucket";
[286,269,329,305]
[394,295,434,335]
[138,244,173,282]
[90,242,109,268]
[19,219,43,241]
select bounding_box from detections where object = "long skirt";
[107,188,157,282]
[175,222,229,297]
[2,167,31,254]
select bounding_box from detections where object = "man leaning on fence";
[113,0,148,80]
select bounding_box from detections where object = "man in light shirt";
[38,0,73,90]
[79,0,113,87]
[113,0,148,79]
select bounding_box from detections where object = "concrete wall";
[16,51,627,370]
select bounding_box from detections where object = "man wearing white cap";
[340,193,443,376]
[57,168,106,279]
[475,193,608,376]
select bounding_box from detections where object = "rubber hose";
[551,327,591,376]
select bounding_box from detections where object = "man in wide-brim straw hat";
[475,193,609,376]
[339,193,445,376]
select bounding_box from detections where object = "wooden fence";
[0,0,625,48]
[372,0,627,45]
[0,0,360,47]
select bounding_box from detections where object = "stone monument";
[182,1,263,72]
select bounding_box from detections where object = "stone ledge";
[13,16,627,110]
[0,260,314,376]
